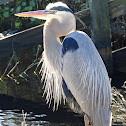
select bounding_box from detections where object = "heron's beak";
[14,10,54,20]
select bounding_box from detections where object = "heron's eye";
[52,10,57,13]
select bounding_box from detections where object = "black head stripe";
[50,6,73,14]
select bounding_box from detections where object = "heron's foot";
[84,114,89,126]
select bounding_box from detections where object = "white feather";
[62,31,112,125]
[39,2,112,125]
[39,50,66,110]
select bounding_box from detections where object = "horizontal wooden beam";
[109,0,126,19]
[75,0,126,19]
[75,0,126,36]
[0,24,43,57]
[0,78,45,103]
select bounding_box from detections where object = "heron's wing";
[61,31,111,116]
[62,78,84,114]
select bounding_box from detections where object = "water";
[0,94,125,126]
[0,109,83,126]
[0,95,84,126]
[0,95,125,126]
[0,110,124,126]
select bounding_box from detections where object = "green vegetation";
[0,0,88,33]
[0,0,47,32]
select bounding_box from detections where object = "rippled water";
[1,111,84,126]
[0,95,84,126]
[0,95,125,126]
[0,110,84,126]
[0,109,51,125]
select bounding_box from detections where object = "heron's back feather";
[62,78,83,114]
[62,37,79,55]
[40,28,111,125]
[62,31,111,125]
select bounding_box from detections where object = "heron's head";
[15,2,76,37]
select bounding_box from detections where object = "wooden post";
[88,0,113,77]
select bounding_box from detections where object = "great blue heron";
[15,2,112,126]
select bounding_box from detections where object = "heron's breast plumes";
[39,51,66,110]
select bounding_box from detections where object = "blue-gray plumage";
[15,2,112,126]
[62,78,84,114]
[62,37,79,55]
[50,6,73,14]
[62,78,73,98]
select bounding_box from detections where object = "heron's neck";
[43,22,61,53]
[43,21,62,70]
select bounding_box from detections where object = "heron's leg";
[84,114,89,126]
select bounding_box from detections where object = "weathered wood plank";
[75,0,126,19]
[109,0,126,19]
[0,24,43,57]
[75,0,126,35]
[0,78,45,103]
[88,0,113,76]
[0,45,45,103]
